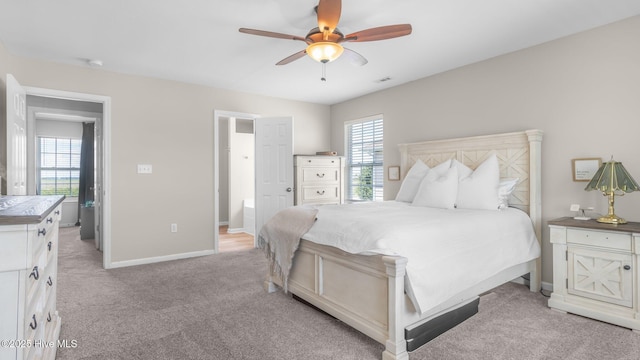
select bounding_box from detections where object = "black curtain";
[77,122,95,226]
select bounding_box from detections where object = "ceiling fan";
[239,0,412,78]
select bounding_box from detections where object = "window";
[38,137,82,196]
[345,116,383,201]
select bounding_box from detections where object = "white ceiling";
[1,0,639,105]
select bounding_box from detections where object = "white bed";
[263,129,543,360]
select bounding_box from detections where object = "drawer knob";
[38,228,47,236]
[286,187,292,192]
[47,217,53,223]
[29,266,39,280]
[48,241,53,251]
[316,173,325,178]
[317,190,325,195]
[55,210,60,215]
[624,265,631,270]
[47,276,53,286]
[29,315,37,330]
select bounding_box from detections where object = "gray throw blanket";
[257,206,319,293]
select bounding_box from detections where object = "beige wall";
[0,42,331,263]
[330,16,640,286]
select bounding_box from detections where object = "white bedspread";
[301,201,540,315]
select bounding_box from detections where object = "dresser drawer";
[566,228,631,251]
[24,285,46,348]
[301,186,340,203]
[26,249,48,302]
[297,156,341,167]
[301,167,340,183]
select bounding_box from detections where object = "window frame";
[344,114,384,202]
[37,136,82,197]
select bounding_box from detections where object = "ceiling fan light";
[306,42,344,63]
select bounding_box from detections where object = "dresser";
[548,217,640,332]
[0,195,65,360]
[294,155,345,205]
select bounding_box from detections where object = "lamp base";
[596,214,627,225]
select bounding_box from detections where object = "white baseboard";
[108,249,215,269]
[226,227,246,234]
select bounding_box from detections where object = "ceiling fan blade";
[316,0,341,33]
[276,50,307,65]
[239,28,307,42]
[342,48,368,66]
[342,24,412,42]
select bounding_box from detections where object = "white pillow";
[430,159,452,176]
[498,178,519,209]
[411,166,458,209]
[450,159,473,179]
[395,160,430,202]
[455,154,500,210]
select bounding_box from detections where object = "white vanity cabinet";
[294,155,345,205]
[548,217,640,332]
[0,195,65,360]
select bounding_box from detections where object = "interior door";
[5,74,27,195]
[254,116,294,238]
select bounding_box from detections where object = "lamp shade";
[585,159,640,193]
[585,158,639,224]
[306,42,344,63]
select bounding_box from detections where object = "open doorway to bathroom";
[215,112,256,252]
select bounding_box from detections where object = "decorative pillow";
[430,159,452,176]
[450,159,473,179]
[395,160,430,202]
[411,166,458,209]
[498,178,519,209]
[455,154,500,210]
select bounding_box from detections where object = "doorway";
[23,85,112,268]
[214,110,258,253]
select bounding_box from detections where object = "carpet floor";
[55,227,639,360]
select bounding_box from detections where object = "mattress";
[301,201,540,314]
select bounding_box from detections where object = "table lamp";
[585,157,639,224]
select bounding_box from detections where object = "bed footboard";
[265,239,409,360]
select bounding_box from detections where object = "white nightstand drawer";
[566,228,631,251]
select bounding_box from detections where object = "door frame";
[24,86,112,269]
[213,110,259,253]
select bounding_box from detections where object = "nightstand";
[548,217,640,332]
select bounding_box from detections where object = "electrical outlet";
[171,223,178,233]
[137,164,153,174]
[569,204,580,212]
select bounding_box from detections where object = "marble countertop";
[0,195,65,225]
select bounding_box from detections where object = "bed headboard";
[397,129,543,242]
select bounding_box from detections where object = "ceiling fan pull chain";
[321,62,327,82]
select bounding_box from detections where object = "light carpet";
[55,227,639,360]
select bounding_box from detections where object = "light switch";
[137,164,152,174]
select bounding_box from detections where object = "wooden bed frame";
[264,129,543,360]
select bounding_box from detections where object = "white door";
[5,74,27,195]
[254,116,294,237]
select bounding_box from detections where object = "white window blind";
[37,137,82,196]
[346,117,383,201]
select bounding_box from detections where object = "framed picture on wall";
[572,158,601,181]
[388,166,400,181]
